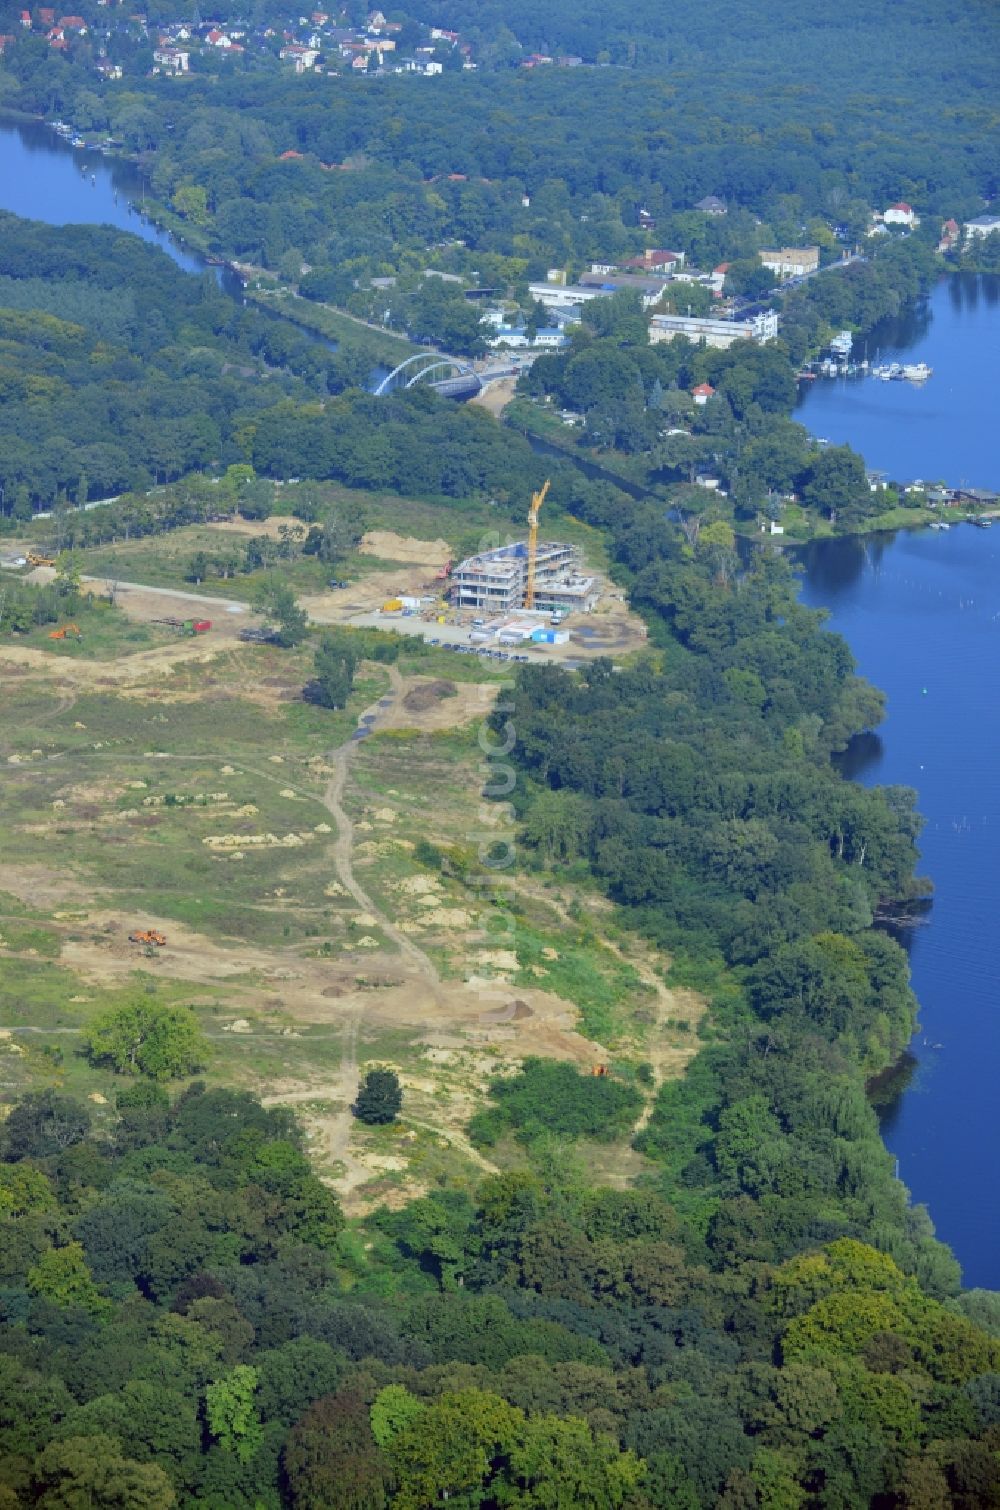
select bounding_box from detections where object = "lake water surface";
[796,273,1000,491]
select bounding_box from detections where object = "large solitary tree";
[83,999,207,1080]
[354,1069,403,1125]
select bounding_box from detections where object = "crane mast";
[524,478,550,610]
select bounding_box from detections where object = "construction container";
[382,598,403,613]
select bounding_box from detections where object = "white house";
[965,215,1000,240]
[153,46,189,69]
[758,246,820,279]
[884,202,918,227]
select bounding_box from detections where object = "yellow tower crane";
[524,478,550,611]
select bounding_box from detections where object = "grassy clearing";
[3,593,170,659]
[0,655,391,950]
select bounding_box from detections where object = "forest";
[0,217,544,513]
[4,1070,1000,1509]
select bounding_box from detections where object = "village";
[7,1,576,79]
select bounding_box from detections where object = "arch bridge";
[374,352,483,399]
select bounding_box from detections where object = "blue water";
[797,274,1000,492]
[0,118,213,275]
[801,526,1000,1287]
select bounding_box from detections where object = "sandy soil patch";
[203,515,309,540]
[378,676,497,734]
[0,864,106,909]
[469,376,517,417]
[359,531,451,567]
[299,566,440,621]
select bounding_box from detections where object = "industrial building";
[649,309,779,349]
[451,540,598,616]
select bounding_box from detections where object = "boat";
[973,516,994,528]
[830,330,853,358]
[929,521,950,530]
[902,362,932,381]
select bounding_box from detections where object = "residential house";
[695,195,727,215]
[205,28,232,47]
[153,45,189,69]
[280,43,319,70]
[758,246,820,278]
[938,218,960,252]
[884,201,918,227]
[57,12,85,29]
[691,383,715,405]
[18,10,30,26]
[965,214,1000,240]
[0,33,14,50]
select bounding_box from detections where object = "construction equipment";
[27,553,56,568]
[523,478,550,611]
[129,929,167,947]
[48,623,82,641]
[151,617,212,635]
[382,598,403,613]
[434,558,453,582]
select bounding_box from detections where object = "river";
[0,118,394,384]
[797,275,1000,1288]
[796,273,1000,491]
[0,118,241,284]
[3,117,1000,1284]
[800,524,1000,1288]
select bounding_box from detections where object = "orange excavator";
[48,623,82,640]
[129,929,167,947]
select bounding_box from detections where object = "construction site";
[449,483,599,618]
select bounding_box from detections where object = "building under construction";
[451,540,598,615]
